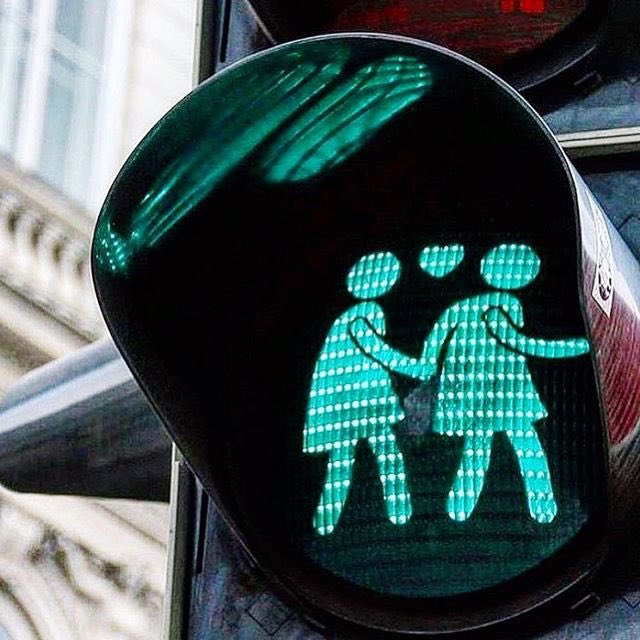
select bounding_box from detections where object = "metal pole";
[162,447,195,639]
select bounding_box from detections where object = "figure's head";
[346,251,401,300]
[481,244,541,290]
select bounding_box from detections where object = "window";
[0,0,130,212]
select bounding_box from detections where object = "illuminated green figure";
[304,252,414,536]
[351,244,590,524]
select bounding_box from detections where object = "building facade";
[0,0,197,637]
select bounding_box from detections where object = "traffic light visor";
[92,35,608,634]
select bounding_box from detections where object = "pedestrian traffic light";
[92,34,640,636]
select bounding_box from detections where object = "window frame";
[0,0,133,213]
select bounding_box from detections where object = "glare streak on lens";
[260,56,432,183]
[95,51,348,273]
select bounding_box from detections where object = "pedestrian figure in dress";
[303,251,420,535]
[350,243,590,523]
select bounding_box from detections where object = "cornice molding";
[0,157,105,345]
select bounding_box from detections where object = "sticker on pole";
[591,197,614,317]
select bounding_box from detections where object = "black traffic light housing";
[91,33,640,637]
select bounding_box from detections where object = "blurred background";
[0,1,196,637]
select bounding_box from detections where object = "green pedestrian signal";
[347,243,590,529]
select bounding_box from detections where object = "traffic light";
[91,34,640,637]
[243,0,639,111]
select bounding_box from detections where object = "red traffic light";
[330,0,588,67]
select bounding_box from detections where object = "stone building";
[0,0,197,637]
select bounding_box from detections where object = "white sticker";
[591,200,614,317]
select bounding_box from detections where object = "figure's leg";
[368,431,412,525]
[506,426,557,523]
[313,443,356,535]
[447,432,494,521]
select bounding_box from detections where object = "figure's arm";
[349,318,432,380]
[419,309,456,369]
[483,307,590,358]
